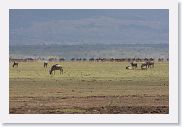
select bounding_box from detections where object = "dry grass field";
[9,61,169,114]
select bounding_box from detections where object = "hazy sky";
[10,9,169,45]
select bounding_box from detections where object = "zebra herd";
[126,60,154,70]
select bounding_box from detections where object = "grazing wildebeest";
[130,61,137,69]
[12,61,18,68]
[44,61,48,68]
[141,62,148,70]
[126,66,132,70]
[49,64,63,75]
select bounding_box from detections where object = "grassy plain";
[9,61,169,114]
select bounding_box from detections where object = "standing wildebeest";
[147,61,154,68]
[12,61,18,68]
[49,64,63,75]
[130,61,137,69]
[44,61,48,68]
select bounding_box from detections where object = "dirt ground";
[10,95,168,114]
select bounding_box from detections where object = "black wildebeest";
[130,61,137,69]
[49,64,63,75]
[12,61,18,68]
[44,61,48,68]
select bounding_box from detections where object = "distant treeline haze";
[10,44,168,61]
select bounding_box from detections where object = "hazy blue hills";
[10,10,168,46]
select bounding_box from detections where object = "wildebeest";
[147,61,154,68]
[83,58,87,61]
[158,58,164,62]
[167,58,169,62]
[12,61,18,68]
[49,64,63,75]
[71,58,75,61]
[59,58,65,62]
[141,62,148,70]
[44,61,48,68]
[130,61,137,69]
[126,66,132,70]
[89,58,95,62]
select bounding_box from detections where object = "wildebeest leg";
[60,69,63,74]
[54,70,55,75]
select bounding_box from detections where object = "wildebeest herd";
[12,61,63,75]
[10,57,168,62]
[126,60,154,70]
[11,57,161,75]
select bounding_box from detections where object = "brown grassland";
[9,61,169,114]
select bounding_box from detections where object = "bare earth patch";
[10,95,168,114]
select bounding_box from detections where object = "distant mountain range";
[10,10,168,45]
